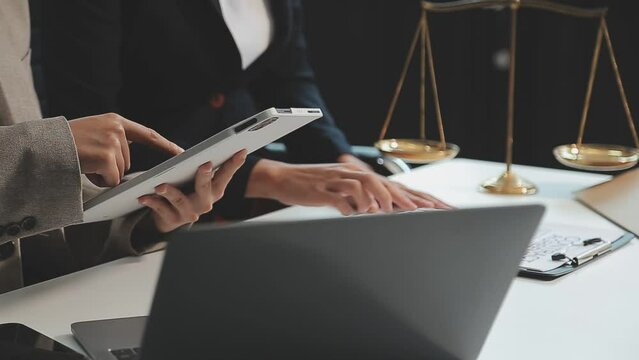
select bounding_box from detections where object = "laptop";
[72,205,544,360]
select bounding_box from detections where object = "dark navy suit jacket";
[43,0,352,218]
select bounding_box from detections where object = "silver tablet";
[82,108,322,223]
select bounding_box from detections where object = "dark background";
[301,0,639,170]
[30,0,639,170]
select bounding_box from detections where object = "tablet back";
[83,108,321,223]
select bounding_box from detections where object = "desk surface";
[1,159,638,359]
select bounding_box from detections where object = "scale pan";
[553,143,639,171]
[375,138,459,164]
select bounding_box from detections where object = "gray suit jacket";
[0,1,153,294]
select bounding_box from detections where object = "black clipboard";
[518,232,635,280]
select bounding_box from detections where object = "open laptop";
[72,205,544,360]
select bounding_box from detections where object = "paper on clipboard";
[577,168,639,237]
[520,224,624,272]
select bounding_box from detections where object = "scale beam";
[422,0,607,18]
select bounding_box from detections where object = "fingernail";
[138,198,147,205]
[155,185,166,194]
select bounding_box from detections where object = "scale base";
[480,171,537,195]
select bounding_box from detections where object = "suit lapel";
[246,0,292,75]
[212,0,292,51]
[175,0,243,80]
[174,0,293,80]
[265,0,293,55]
[211,0,221,15]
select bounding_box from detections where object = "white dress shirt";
[219,0,274,70]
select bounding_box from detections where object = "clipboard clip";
[551,238,612,267]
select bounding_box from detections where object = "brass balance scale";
[375,0,639,195]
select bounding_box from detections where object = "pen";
[550,239,611,267]
[572,241,611,266]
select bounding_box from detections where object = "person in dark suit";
[1,0,249,293]
[42,0,450,218]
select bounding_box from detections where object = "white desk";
[1,159,638,359]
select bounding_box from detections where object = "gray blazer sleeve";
[0,117,160,262]
[76,173,167,261]
[0,117,83,244]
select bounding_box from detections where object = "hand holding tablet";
[82,108,322,223]
[138,150,247,233]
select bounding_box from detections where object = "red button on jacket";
[209,93,226,109]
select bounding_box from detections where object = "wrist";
[337,153,358,163]
[337,153,373,172]
[245,159,288,199]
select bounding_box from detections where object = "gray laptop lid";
[141,205,544,360]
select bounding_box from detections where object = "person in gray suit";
[0,1,246,294]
